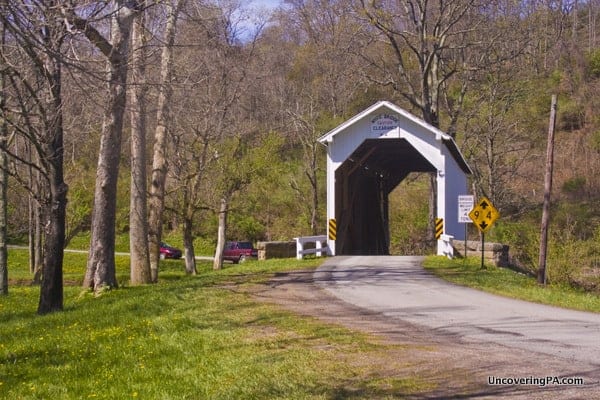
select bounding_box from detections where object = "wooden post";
[538,95,557,285]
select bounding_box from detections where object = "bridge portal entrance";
[318,101,472,256]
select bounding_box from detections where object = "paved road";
[316,256,600,367]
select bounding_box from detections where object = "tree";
[129,7,151,285]
[28,158,43,283]
[148,0,184,281]
[211,133,281,270]
[163,1,265,272]
[460,67,534,209]
[63,1,142,292]
[358,0,480,129]
[357,0,527,243]
[0,23,8,296]
[357,0,479,242]
[268,0,364,235]
[0,1,69,313]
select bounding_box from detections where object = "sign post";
[458,195,474,257]
[468,197,500,269]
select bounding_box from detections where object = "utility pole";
[538,95,557,285]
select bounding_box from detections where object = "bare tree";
[168,125,212,275]
[28,154,43,283]
[0,23,8,295]
[63,1,142,292]
[357,0,479,242]
[129,7,151,285]
[357,0,479,129]
[163,1,265,272]
[210,132,280,270]
[461,67,534,208]
[357,0,528,243]
[148,0,184,281]
[0,2,69,313]
[271,0,364,234]
[287,102,325,235]
[210,137,253,271]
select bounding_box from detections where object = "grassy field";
[5,249,599,399]
[1,250,430,399]
[423,256,600,313]
[65,231,215,257]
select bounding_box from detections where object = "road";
[315,256,600,367]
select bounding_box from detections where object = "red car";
[223,241,257,263]
[160,242,182,259]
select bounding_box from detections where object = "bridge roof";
[318,101,472,174]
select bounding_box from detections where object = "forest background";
[2,0,600,313]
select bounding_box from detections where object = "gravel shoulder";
[248,268,600,399]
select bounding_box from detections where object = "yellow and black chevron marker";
[328,218,337,240]
[435,218,443,240]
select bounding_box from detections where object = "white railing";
[437,234,454,258]
[294,235,329,260]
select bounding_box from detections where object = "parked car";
[223,241,257,264]
[159,242,182,259]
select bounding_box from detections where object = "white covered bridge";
[318,101,472,257]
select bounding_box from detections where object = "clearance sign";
[371,113,399,135]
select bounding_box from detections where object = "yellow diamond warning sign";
[468,197,499,233]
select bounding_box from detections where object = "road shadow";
[248,265,600,399]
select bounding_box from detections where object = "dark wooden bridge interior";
[334,139,436,255]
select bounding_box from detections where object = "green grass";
[9,250,598,398]
[66,232,215,256]
[1,250,430,399]
[423,256,600,313]
[7,248,131,284]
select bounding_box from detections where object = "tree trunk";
[213,197,228,270]
[38,55,67,315]
[27,144,43,281]
[28,195,35,274]
[0,150,6,296]
[0,1,70,310]
[0,62,7,295]
[38,181,67,314]
[182,217,197,275]
[32,202,43,283]
[148,0,182,282]
[84,5,136,292]
[129,10,151,285]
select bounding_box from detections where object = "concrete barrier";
[256,241,296,260]
[453,240,509,267]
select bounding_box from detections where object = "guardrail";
[293,235,329,260]
[438,234,454,258]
